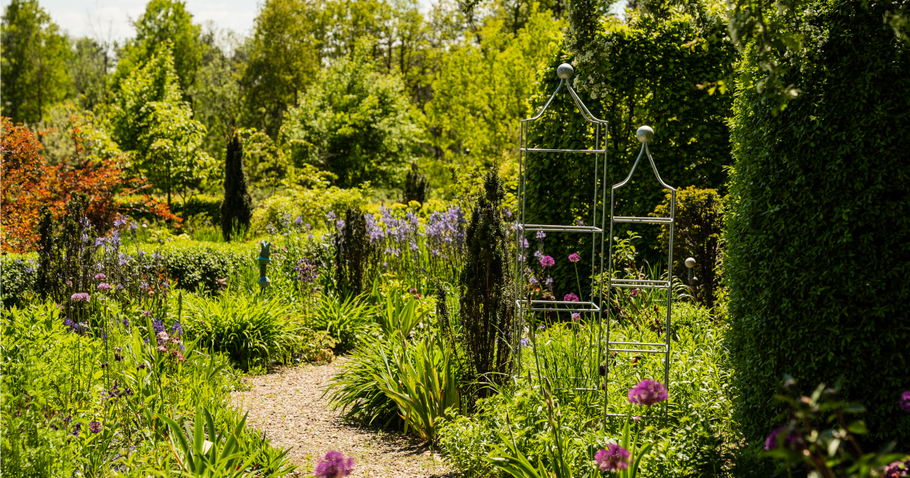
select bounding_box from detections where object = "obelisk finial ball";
[557,63,574,80]
[636,125,654,143]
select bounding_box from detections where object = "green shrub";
[653,186,725,309]
[158,241,252,293]
[0,255,36,307]
[311,294,376,353]
[725,0,910,451]
[116,194,223,224]
[183,293,304,371]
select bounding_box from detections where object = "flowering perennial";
[594,444,631,471]
[627,380,668,406]
[314,450,354,478]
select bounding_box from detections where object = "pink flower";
[594,444,631,471]
[627,379,668,406]
[540,255,555,267]
[568,253,581,263]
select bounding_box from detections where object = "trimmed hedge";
[725,0,910,452]
[156,241,253,293]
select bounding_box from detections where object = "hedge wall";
[725,0,910,451]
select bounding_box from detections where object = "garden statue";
[258,240,271,291]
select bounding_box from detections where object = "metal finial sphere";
[636,125,654,143]
[685,257,696,269]
[557,63,574,80]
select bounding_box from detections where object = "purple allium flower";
[568,253,581,263]
[884,458,910,478]
[97,283,111,291]
[89,421,102,434]
[572,313,581,321]
[901,391,910,413]
[594,444,631,471]
[764,425,801,451]
[94,273,106,281]
[564,293,580,302]
[627,379,669,406]
[314,450,354,478]
[71,292,90,302]
[536,231,546,240]
[630,288,640,297]
[540,256,555,268]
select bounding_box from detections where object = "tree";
[281,41,421,189]
[113,0,204,95]
[240,0,321,138]
[220,131,253,241]
[0,0,70,123]
[424,7,565,197]
[67,37,112,110]
[110,46,216,209]
[459,170,514,397]
[724,0,910,455]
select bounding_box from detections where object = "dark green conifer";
[220,131,252,242]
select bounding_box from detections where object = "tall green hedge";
[725,0,910,450]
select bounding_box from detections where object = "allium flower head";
[764,425,801,451]
[564,293,580,302]
[540,255,555,267]
[627,379,668,406]
[901,391,910,413]
[71,292,91,302]
[94,273,106,281]
[594,444,631,471]
[314,450,354,478]
[568,253,581,263]
[97,283,111,291]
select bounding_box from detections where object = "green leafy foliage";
[159,241,250,293]
[653,186,724,308]
[725,0,910,452]
[0,254,36,307]
[183,293,304,371]
[311,294,376,353]
[0,0,70,123]
[282,40,421,189]
[110,46,216,208]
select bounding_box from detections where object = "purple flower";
[630,289,640,297]
[97,283,111,291]
[536,231,546,240]
[520,338,531,348]
[568,253,581,263]
[884,458,910,478]
[594,444,631,471]
[172,321,183,337]
[540,256,555,267]
[314,450,354,478]
[94,273,106,281]
[89,421,102,434]
[71,292,90,302]
[564,293,580,302]
[627,380,668,406]
[572,313,581,321]
[764,425,801,451]
[529,276,539,285]
[901,391,910,413]
[544,277,553,286]
[152,319,165,334]
[122,317,130,329]
[71,422,81,437]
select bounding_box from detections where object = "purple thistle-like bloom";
[97,283,111,291]
[89,421,102,434]
[627,380,669,406]
[314,450,354,478]
[564,293,580,302]
[71,292,91,302]
[764,425,801,451]
[900,391,910,413]
[568,253,581,263]
[540,256,555,267]
[884,458,910,478]
[594,444,631,471]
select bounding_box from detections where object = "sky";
[11,0,627,43]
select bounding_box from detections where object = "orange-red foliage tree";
[1,117,177,253]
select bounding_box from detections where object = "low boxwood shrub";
[156,241,252,293]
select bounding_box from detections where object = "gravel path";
[231,359,455,478]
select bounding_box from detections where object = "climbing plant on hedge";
[725,0,910,453]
